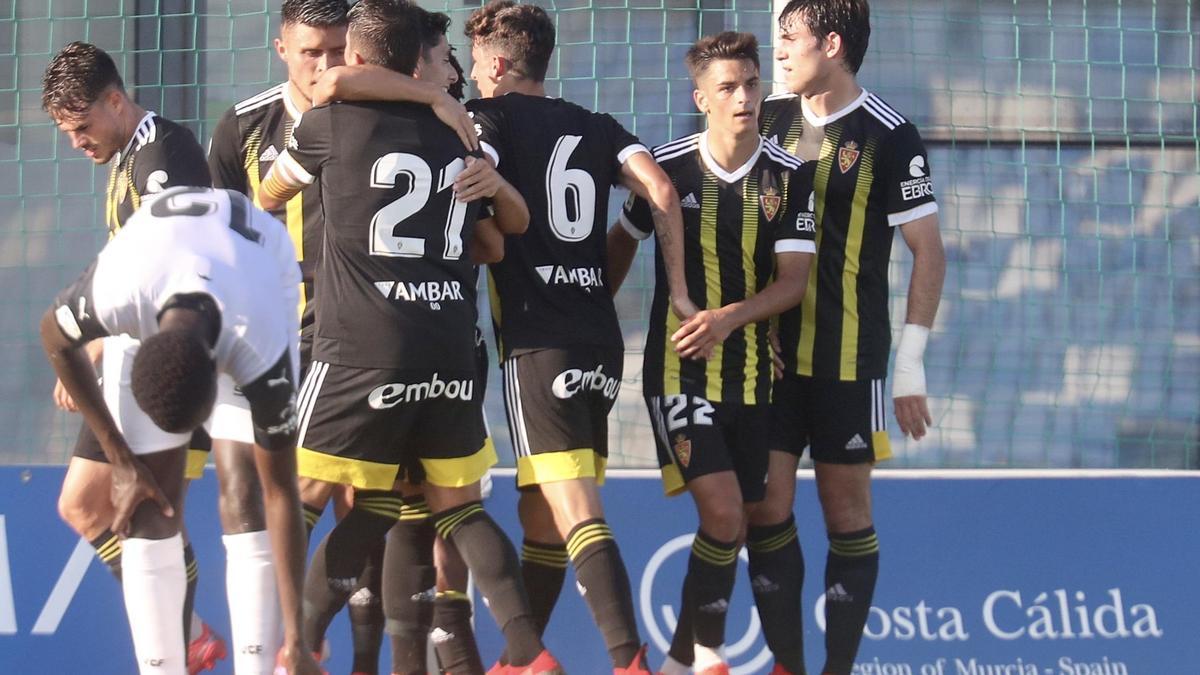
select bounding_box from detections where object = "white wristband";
[892,323,929,398]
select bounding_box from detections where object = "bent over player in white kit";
[40,187,322,675]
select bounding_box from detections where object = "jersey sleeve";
[467,101,505,169]
[49,260,113,347]
[600,113,649,182]
[883,122,938,227]
[207,108,248,194]
[266,105,330,191]
[618,191,654,241]
[237,350,299,452]
[133,127,212,196]
[776,162,818,255]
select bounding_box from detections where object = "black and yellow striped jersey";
[208,83,320,322]
[104,111,210,237]
[622,133,817,405]
[760,90,938,381]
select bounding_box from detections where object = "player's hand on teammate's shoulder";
[433,91,478,151]
[110,455,174,536]
[453,155,502,203]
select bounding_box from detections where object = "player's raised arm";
[617,152,696,319]
[311,63,477,150]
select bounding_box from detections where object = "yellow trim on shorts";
[660,463,686,497]
[515,448,607,488]
[184,449,207,480]
[421,438,498,488]
[872,430,893,462]
[296,446,398,490]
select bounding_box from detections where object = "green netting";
[1,1,1196,468]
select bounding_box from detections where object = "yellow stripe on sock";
[747,526,798,554]
[830,534,880,557]
[436,590,470,602]
[691,537,738,566]
[566,523,614,560]
[435,504,484,540]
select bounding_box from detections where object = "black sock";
[566,519,640,668]
[432,591,484,675]
[822,526,879,675]
[667,572,695,666]
[520,539,568,636]
[89,528,122,581]
[348,540,385,675]
[687,530,738,649]
[747,516,805,674]
[302,491,399,649]
[433,501,541,667]
[183,542,199,644]
[382,497,436,675]
[302,502,324,542]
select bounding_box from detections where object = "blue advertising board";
[1,467,1196,674]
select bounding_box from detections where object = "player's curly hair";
[685,31,760,80]
[41,41,124,117]
[448,48,466,102]
[130,330,217,435]
[347,0,437,76]
[464,0,555,83]
[778,0,871,75]
[281,0,349,28]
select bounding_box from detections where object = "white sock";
[694,643,727,671]
[658,655,691,675]
[223,530,282,675]
[122,534,187,675]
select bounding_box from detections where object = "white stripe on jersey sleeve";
[887,201,939,227]
[480,141,500,168]
[616,143,650,165]
[619,210,653,241]
[775,239,817,255]
[270,150,316,189]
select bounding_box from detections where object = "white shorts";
[208,374,254,445]
[101,335,191,456]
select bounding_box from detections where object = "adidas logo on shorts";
[680,192,700,209]
[845,433,868,450]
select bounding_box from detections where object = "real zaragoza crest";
[674,433,692,468]
[759,185,782,222]
[838,140,861,174]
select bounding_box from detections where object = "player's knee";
[57,489,103,536]
[820,497,872,534]
[749,488,795,526]
[697,499,745,541]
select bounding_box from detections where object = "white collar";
[699,131,762,184]
[800,87,869,128]
[283,81,304,121]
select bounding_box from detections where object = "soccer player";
[463,4,694,672]
[257,1,557,673]
[40,186,322,675]
[611,31,817,675]
[757,2,947,673]
[205,2,365,671]
[40,41,227,673]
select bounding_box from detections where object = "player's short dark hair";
[347,0,434,75]
[422,11,452,61]
[130,330,217,435]
[464,0,555,83]
[685,31,760,81]
[41,41,124,117]
[447,48,466,102]
[778,0,871,74]
[280,0,350,28]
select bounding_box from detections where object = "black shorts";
[770,373,892,464]
[73,424,211,480]
[646,394,769,503]
[502,346,621,487]
[295,361,493,490]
